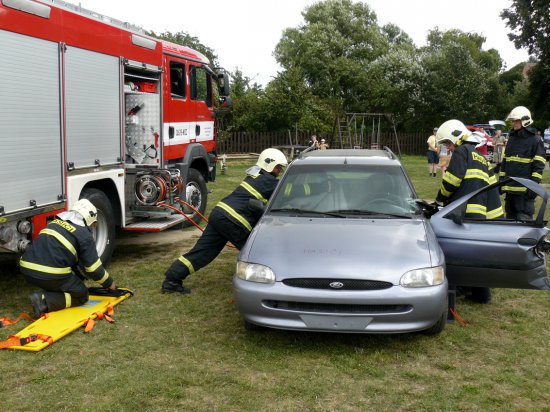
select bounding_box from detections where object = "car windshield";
[269,163,420,218]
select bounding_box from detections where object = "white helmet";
[71,199,97,226]
[436,119,471,145]
[256,148,288,173]
[506,106,533,127]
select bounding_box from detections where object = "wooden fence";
[217,131,429,156]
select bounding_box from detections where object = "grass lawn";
[0,155,549,411]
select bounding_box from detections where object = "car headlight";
[236,261,275,284]
[400,266,445,288]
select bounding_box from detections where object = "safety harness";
[0,312,34,328]
[0,333,53,349]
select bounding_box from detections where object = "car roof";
[296,149,401,166]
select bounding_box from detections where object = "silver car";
[233,149,550,335]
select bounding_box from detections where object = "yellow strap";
[217,202,252,231]
[466,203,487,215]
[240,181,268,204]
[97,271,110,285]
[505,155,532,164]
[464,169,490,183]
[502,185,527,193]
[303,183,311,196]
[533,155,546,164]
[41,229,77,256]
[178,256,195,274]
[438,186,452,198]
[284,184,293,197]
[19,259,72,275]
[64,292,71,308]
[532,172,542,180]
[85,258,102,273]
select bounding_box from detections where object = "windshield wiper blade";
[269,208,346,218]
[329,209,412,219]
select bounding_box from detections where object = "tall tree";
[501,0,550,120]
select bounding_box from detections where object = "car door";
[431,177,550,290]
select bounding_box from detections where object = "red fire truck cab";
[0,0,231,264]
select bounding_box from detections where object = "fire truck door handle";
[195,125,200,136]
[169,126,174,139]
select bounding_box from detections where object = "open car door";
[431,177,550,290]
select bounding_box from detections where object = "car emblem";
[329,282,344,289]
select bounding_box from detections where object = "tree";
[501,0,550,120]
[147,30,219,67]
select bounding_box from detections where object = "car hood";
[241,216,440,283]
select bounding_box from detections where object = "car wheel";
[244,320,265,331]
[422,311,446,336]
[81,188,116,266]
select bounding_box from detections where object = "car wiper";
[329,209,413,219]
[269,208,346,218]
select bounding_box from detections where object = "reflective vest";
[437,143,503,219]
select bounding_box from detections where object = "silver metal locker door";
[0,30,63,214]
[64,46,121,169]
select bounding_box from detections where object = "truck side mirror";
[217,73,230,97]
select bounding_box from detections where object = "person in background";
[161,148,288,294]
[19,199,117,317]
[499,106,545,220]
[544,124,550,142]
[307,135,320,150]
[319,138,329,150]
[493,130,506,166]
[426,127,440,177]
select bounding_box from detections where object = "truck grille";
[282,278,392,290]
[263,300,411,314]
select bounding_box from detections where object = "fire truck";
[0,0,231,264]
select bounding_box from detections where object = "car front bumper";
[233,277,448,334]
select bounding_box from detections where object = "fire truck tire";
[180,169,208,228]
[81,188,116,266]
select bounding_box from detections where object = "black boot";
[29,292,48,317]
[162,280,191,295]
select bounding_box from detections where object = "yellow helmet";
[70,199,97,226]
[256,148,288,173]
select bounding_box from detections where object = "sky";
[76,0,529,87]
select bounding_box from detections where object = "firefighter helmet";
[256,148,288,173]
[71,199,97,227]
[506,106,533,127]
[436,119,471,145]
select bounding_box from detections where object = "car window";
[270,164,419,216]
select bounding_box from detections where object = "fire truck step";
[124,215,187,232]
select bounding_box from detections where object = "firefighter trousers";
[505,194,535,220]
[165,208,250,283]
[21,270,89,312]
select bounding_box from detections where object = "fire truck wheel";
[179,169,208,228]
[81,188,116,266]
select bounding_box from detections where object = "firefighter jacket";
[19,215,113,287]
[436,143,503,219]
[499,127,545,196]
[214,170,279,232]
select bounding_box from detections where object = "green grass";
[1,156,549,411]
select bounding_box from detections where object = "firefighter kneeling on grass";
[435,119,504,304]
[19,199,116,317]
[162,148,288,294]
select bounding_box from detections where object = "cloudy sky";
[76,0,529,86]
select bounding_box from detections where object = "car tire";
[81,188,116,266]
[469,287,492,304]
[244,320,265,331]
[422,311,446,336]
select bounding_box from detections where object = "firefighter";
[435,120,504,305]
[162,148,288,294]
[19,199,116,317]
[499,106,545,220]
[436,120,503,220]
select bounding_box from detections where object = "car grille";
[263,300,411,314]
[282,278,393,290]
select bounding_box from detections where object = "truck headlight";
[236,261,275,284]
[400,266,445,287]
